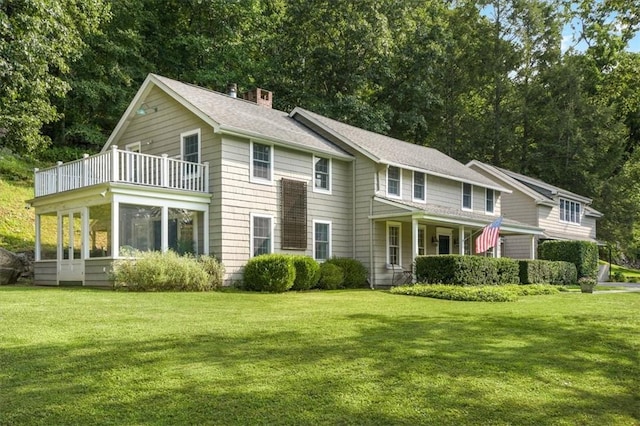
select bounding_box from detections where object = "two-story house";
[467,160,602,259]
[29,74,542,287]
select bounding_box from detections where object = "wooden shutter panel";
[281,178,307,249]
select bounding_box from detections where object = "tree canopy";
[2,0,640,260]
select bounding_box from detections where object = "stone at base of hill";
[0,247,29,285]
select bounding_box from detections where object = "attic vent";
[281,178,307,250]
[242,88,272,108]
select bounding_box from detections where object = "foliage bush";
[612,271,626,282]
[198,255,225,289]
[243,254,296,293]
[539,240,599,279]
[519,259,577,285]
[325,257,368,288]
[390,283,560,302]
[414,255,519,286]
[112,251,214,291]
[289,256,320,290]
[315,262,344,290]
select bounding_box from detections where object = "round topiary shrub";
[325,257,368,288]
[315,262,344,290]
[243,254,296,293]
[290,255,320,290]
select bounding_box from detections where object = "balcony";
[34,146,209,197]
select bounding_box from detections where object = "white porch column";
[530,235,536,259]
[458,226,465,255]
[161,206,169,252]
[203,209,210,255]
[82,207,89,259]
[112,200,119,258]
[35,214,41,261]
[412,219,419,260]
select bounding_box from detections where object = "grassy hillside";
[0,151,37,252]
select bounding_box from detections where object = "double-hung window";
[413,172,426,202]
[387,222,401,266]
[251,214,273,256]
[251,142,272,183]
[560,199,581,224]
[387,166,401,198]
[313,220,332,261]
[313,156,331,193]
[181,130,200,164]
[462,183,472,210]
[486,188,495,214]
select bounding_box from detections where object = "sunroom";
[28,146,211,286]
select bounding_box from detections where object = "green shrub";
[414,255,519,286]
[315,262,344,290]
[112,251,211,291]
[519,259,577,284]
[325,257,368,288]
[198,255,225,289]
[539,240,598,279]
[290,256,320,290]
[612,271,625,282]
[390,283,560,302]
[243,254,295,293]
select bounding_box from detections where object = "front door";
[438,234,451,255]
[58,210,84,283]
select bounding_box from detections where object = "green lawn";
[1,287,639,425]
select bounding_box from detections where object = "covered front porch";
[29,148,211,286]
[369,198,543,287]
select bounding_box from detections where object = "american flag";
[475,217,503,254]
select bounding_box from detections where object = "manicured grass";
[609,263,640,281]
[1,287,639,425]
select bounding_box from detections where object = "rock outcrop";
[0,247,30,285]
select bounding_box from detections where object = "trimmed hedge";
[325,257,368,288]
[539,240,598,279]
[243,254,296,293]
[518,259,577,285]
[290,256,320,290]
[414,255,519,286]
[112,251,219,291]
[315,262,344,290]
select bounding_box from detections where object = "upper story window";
[462,182,472,210]
[560,198,581,224]
[413,172,426,202]
[251,142,272,183]
[313,156,331,193]
[486,188,495,214]
[387,166,401,198]
[181,129,200,163]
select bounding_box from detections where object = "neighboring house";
[29,74,542,288]
[467,160,602,259]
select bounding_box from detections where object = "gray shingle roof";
[152,75,351,158]
[291,108,505,190]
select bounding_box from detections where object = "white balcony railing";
[34,145,209,197]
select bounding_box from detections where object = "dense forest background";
[1,0,640,261]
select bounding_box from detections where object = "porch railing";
[34,145,209,197]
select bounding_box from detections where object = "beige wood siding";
[33,262,57,285]
[427,175,465,210]
[84,259,114,287]
[216,136,353,284]
[538,203,594,240]
[503,235,534,259]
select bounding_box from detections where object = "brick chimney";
[241,88,273,108]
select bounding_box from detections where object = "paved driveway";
[596,282,640,293]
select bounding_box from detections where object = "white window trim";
[485,188,495,215]
[250,140,274,185]
[125,141,141,153]
[417,224,427,256]
[386,221,402,267]
[559,198,582,225]
[250,213,274,257]
[312,156,332,195]
[412,171,426,202]
[180,129,201,163]
[462,182,473,211]
[386,166,402,199]
[313,220,332,261]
